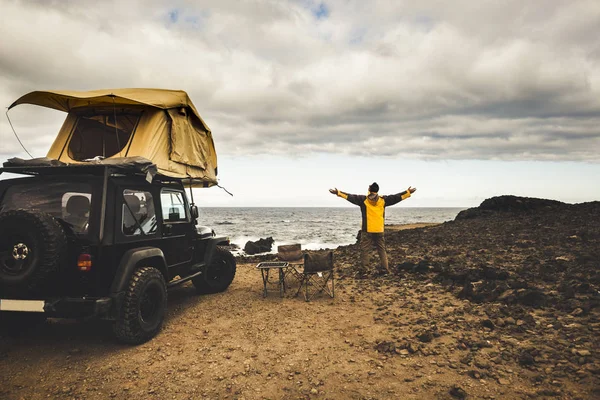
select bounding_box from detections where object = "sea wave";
[202,207,465,254]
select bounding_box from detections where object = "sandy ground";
[0,259,593,399]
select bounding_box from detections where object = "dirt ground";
[0,261,564,400]
[1,197,598,400]
[0,265,595,400]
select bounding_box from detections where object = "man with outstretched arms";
[329,182,417,276]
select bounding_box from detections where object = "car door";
[158,188,193,269]
[113,187,163,281]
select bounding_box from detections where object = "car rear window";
[0,181,92,235]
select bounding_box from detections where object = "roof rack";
[0,156,158,180]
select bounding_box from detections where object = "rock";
[449,385,468,399]
[497,290,516,303]
[571,308,584,316]
[481,319,494,330]
[576,349,591,357]
[518,350,535,366]
[481,265,503,280]
[407,343,419,354]
[375,341,396,354]
[243,237,275,255]
[468,370,482,379]
[458,282,474,299]
[416,331,434,343]
[480,195,562,213]
[474,359,491,370]
[536,389,561,396]
[517,289,547,308]
[460,353,473,365]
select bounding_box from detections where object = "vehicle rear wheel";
[193,246,236,294]
[113,267,167,344]
[0,210,67,295]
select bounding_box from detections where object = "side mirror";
[190,205,199,219]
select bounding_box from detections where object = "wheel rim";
[0,237,34,277]
[207,258,228,284]
[140,284,162,324]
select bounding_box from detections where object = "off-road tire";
[113,267,167,344]
[0,210,67,295]
[193,246,236,294]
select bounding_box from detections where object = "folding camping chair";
[277,244,304,290]
[296,251,334,301]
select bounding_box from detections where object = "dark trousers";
[359,232,389,273]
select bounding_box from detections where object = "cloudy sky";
[1,0,599,207]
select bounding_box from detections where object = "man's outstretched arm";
[383,186,417,207]
[329,188,365,206]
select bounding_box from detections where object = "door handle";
[163,224,173,236]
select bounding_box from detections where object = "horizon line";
[196,205,470,209]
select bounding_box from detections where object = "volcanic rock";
[374,341,396,354]
[456,195,564,219]
[449,385,468,399]
[314,195,600,397]
[244,237,275,255]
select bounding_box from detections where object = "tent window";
[68,110,142,161]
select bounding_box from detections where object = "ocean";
[198,207,465,253]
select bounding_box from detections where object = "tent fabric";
[14,89,218,186]
[8,88,210,131]
[167,109,210,169]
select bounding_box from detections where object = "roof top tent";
[8,89,218,187]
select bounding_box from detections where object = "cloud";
[1,0,599,162]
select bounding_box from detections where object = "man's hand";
[329,188,339,195]
[408,186,417,194]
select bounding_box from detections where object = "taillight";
[77,253,92,272]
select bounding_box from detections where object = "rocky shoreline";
[346,195,599,398]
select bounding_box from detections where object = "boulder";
[244,237,275,255]
[456,195,565,220]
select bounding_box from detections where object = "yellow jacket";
[337,190,411,233]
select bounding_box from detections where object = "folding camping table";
[256,261,289,298]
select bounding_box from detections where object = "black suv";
[0,159,236,344]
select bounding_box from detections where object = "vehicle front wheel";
[113,266,167,344]
[193,246,236,294]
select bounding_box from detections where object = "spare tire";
[0,210,67,295]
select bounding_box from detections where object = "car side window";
[160,190,187,222]
[122,189,157,236]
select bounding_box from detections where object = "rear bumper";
[0,297,112,319]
